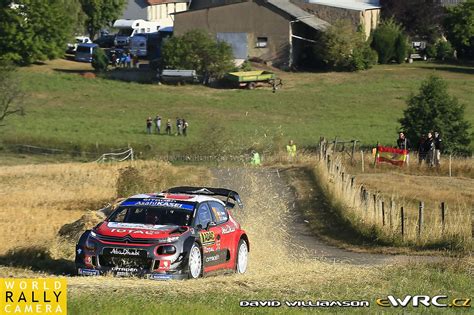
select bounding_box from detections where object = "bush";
[314,20,377,71]
[399,75,471,155]
[91,48,109,72]
[162,30,235,79]
[240,60,252,71]
[435,41,454,61]
[371,18,407,64]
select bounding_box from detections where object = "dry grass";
[314,155,472,250]
[0,160,210,255]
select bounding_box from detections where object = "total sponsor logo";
[376,295,471,308]
[107,222,170,232]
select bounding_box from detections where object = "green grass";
[68,262,474,314]
[2,61,473,156]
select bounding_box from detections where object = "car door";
[209,201,235,268]
[194,203,224,269]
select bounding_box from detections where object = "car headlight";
[157,236,179,244]
[85,231,97,250]
[157,245,176,255]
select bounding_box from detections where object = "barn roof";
[267,0,330,31]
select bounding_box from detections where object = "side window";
[195,203,212,228]
[209,201,228,225]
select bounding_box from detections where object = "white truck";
[113,19,160,47]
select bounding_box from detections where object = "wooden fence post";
[361,150,365,172]
[390,197,394,230]
[418,201,424,238]
[449,155,452,177]
[382,201,385,226]
[400,206,405,239]
[351,140,357,165]
[441,202,446,233]
[373,194,377,223]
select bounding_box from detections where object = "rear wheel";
[235,239,248,274]
[188,243,202,279]
[247,82,256,90]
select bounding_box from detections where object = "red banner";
[376,146,408,166]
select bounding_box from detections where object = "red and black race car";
[75,187,249,280]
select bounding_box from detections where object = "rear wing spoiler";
[166,186,243,209]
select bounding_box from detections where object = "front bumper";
[77,267,188,280]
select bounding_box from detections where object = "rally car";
[75,187,249,280]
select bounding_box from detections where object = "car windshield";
[109,206,193,226]
[76,46,91,53]
[117,29,133,36]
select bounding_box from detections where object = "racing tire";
[235,239,249,274]
[188,242,203,279]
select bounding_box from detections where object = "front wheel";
[188,243,203,279]
[235,239,248,274]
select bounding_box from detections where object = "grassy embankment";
[1,59,473,157]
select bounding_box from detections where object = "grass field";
[1,59,473,156]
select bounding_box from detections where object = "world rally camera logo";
[376,295,471,308]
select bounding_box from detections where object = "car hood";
[95,222,187,239]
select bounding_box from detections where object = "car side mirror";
[206,221,217,230]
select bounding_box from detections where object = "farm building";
[173,0,380,68]
[121,0,190,27]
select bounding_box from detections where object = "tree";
[80,0,127,39]
[91,48,109,72]
[399,76,471,154]
[313,20,377,71]
[371,19,407,64]
[0,62,24,127]
[380,0,445,41]
[444,0,474,59]
[0,0,79,65]
[162,30,235,79]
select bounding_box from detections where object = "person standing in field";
[146,117,153,134]
[397,132,411,164]
[425,132,435,167]
[154,115,161,134]
[286,140,297,161]
[182,119,188,137]
[434,131,443,166]
[166,119,172,135]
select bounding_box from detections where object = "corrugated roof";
[267,0,330,31]
[306,0,381,11]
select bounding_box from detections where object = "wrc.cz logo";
[376,295,471,308]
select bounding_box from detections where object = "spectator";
[286,140,297,160]
[418,134,427,165]
[146,117,153,134]
[132,53,139,68]
[250,151,261,166]
[434,131,443,166]
[176,118,181,136]
[155,115,161,134]
[166,119,172,135]
[397,132,411,165]
[182,119,188,136]
[424,132,435,167]
[126,52,132,68]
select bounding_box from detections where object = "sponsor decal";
[200,231,215,246]
[239,300,370,308]
[107,222,170,231]
[111,267,139,273]
[376,295,471,308]
[109,248,141,256]
[205,254,220,263]
[149,274,172,280]
[221,225,235,235]
[78,269,100,276]
[203,246,215,254]
[0,278,67,314]
[120,199,194,210]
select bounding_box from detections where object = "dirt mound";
[80,72,96,79]
[50,211,105,260]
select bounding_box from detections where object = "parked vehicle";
[225,70,282,90]
[75,186,249,280]
[94,35,116,48]
[113,19,160,47]
[75,43,99,63]
[410,40,428,60]
[66,36,92,54]
[159,70,200,84]
[129,35,147,57]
